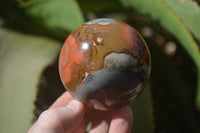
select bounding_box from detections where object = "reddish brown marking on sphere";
[120,22,135,46]
[120,22,149,65]
[59,35,84,90]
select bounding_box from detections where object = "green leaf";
[0,28,61,133]
[163,0,200,42]
[161,0,200,107]
[0,0,85,39]
[23,0,84,33]
[24,0,84,31]
[119,0,200,110]
[77,0,122,11]
[131,84,154,133]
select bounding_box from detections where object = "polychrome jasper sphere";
[59,18,151,110]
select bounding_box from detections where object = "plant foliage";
[0,0,200,132]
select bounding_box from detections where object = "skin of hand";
[28,92,133,133]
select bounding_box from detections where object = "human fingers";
[49,91,73,109]
[50,91,94,133]
[89,109,113,133]
[71,106,93,133]
[28,100,85,133]
[109,106,133,133]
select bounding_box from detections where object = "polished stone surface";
[59,18,151,110]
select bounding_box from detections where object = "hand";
[28,92,133,133]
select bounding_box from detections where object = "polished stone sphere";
[59,18,151,110]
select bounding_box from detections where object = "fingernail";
[66,100,82,112]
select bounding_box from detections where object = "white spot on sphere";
[85,72,89,78]
[87,18,114,25]
[81,41,89,50]
[97,37,103,43]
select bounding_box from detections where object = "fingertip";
[113,106,133,121]
[89,109,114,133]
[58,99,86,131]
[71,106,93,133]
[30,100,86,133]
[66,99,85,113]
[109,106,133,133]
[49,92,73,109]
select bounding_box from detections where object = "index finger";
[109,106,133,133]
[49,91,73,109]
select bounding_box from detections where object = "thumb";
[28,100,85,133]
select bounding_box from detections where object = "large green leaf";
[163,0,200,42]
[77,0,122,11]
[23,0,84,36]
[0,0,85,39]
[24,0,84,31]
[0,28,61,133]
[119,0,200,109]
[161,0,200,107]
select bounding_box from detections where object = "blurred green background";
[0,0,200,133]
